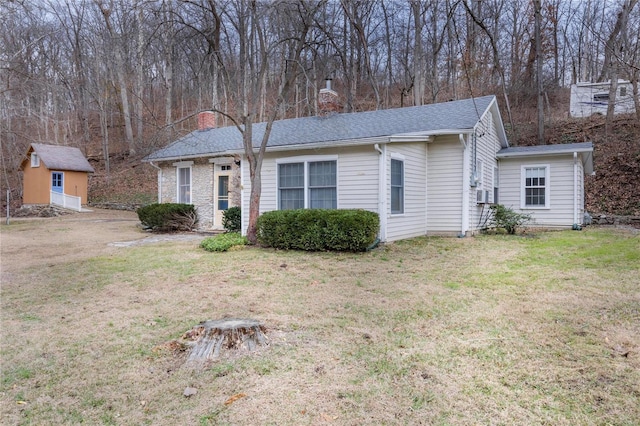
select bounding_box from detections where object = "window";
[593,93,609,102]
[278,159,336,210]
[391,158,404,214]
[31,153,40,167]
[217,175,229,210]
[522,166,549,209]
[177,166,191,204]
[220,165,232,171]
[620,86,627,97]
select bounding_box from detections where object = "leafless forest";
[2,0,640,210]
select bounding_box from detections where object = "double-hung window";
[521,165,549,209]
[278,158,337,210]
[175,162,192,204]
[391,158,404,214]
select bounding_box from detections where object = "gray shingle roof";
[496,142,593,156]
[26,143,95,173]
[145,95,498,161]
[497,141,594,174]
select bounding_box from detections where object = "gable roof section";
[145,95,504,162]
[497,142,594,174]
[21,143,95,173]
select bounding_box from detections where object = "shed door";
[51,172,64,193]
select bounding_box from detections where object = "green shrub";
[222,206,241,232]
[136,203,198,232]
[256,209,379,252]
[200,233,248,252]
[489,204,532,234]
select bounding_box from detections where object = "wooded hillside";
[2,0,639,216]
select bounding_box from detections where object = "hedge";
[256,209,379,252]
[136,203,198,232]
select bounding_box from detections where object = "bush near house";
[257,209,379,252]
[488,204,532,234]
[222,206,241,232]
[136,203,198,232]
[200,232,248,252]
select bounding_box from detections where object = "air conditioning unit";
[476,190,490,204]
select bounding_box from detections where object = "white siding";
[242,146,380,234]
[386,143,428,241]
[426,136,463,234]
[498,155,579,228]
[468,110,503,233]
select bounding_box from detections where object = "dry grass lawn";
[1,210,639,425]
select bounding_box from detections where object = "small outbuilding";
[20,143,95,210]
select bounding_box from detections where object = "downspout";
[460,134,470,237]
[211,162,215,229]
[374,143,387,242]
[149,161,162,203]
[573,152,579,229]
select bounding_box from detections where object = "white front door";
[214,165,232,228]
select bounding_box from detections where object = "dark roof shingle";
[145,95,498,161]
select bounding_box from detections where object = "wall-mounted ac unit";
[476,190,490,204]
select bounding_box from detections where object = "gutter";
[573,152,578,228]
[374,143,387,242]
[460,134,470,237]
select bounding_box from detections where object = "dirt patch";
[1,209,145,274]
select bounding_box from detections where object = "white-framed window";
[31,153,40,168]
[521,165,550,209]
[277,156,337,210]
[391,158,404,214]
[176,165,192,204]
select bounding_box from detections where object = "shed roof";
[497,142,594,174]
[21,143,95,173]
[145,95,504,162]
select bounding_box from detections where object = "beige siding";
[386,143,428,241]
[498,155,579,228]
[426,136,463,234]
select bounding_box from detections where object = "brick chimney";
[198,111,216,130]
[318,79,340,116]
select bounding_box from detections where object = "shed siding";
[386,143,428,241]
[498,155,578,227]
[426,136,463,234]
[23,163,89,205]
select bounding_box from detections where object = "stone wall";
[592,214,640,228]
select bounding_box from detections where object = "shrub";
[222,206,241,232]
[136,203,198,232]
[200,233,248,252]
[489,204,531,234]
[256,209,379,252]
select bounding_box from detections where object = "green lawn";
[1,227,639,425]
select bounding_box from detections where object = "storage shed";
[20,143,95,210]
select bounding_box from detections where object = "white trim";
[520,164,550,210]
[176,165,192,204]
[276,157,338,210]
[390,157,404,215]
[31,153,40,168]
[573,152,578,225]
[376,144,387,241]
[461,134,470,235]
[275,154,338,164]
[172,160,194,167]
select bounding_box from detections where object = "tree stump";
[182,318,268,365]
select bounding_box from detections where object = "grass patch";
[1,223,639,425]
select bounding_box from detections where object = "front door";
[213,165,231,228]
[51,172,63,193]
